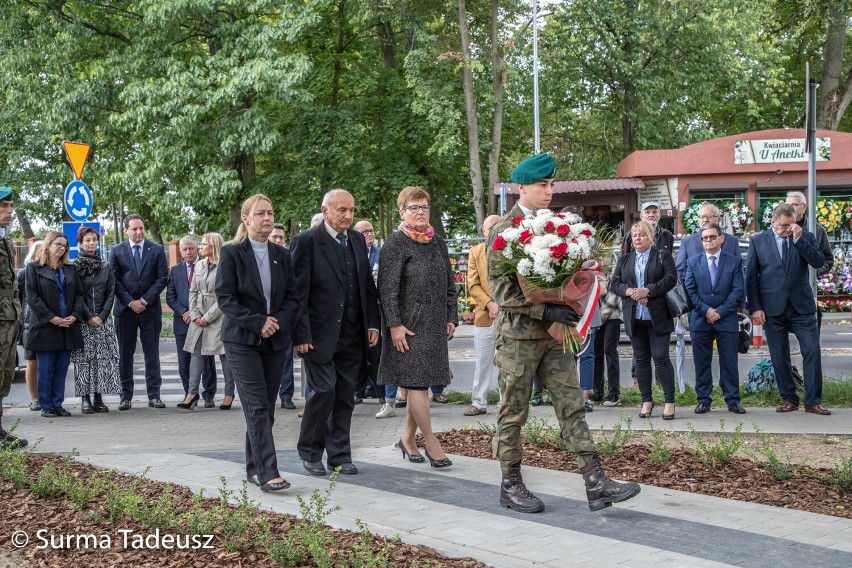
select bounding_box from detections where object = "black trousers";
[764,302,823,406]
[355,337,382,397]
[224,340,286,485]
[630,320,675,403]
[175,332,218,399]
[115,310,162,401]
[298,323,363,465]
[593,318,621,397]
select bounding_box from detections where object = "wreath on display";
[722,201,754,236]
[815,199,852,234]
[681,203,702,234]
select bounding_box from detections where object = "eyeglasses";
[402,205,430,213]
[698,214,720,219]
[775,224,793,230]
[52,242,68,249]
[701,235,720,241]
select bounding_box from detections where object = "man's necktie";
[188,262,194,285]
[709,255,718,287]
[782,237,789,267]
[133,244,142,272]
[337,233,347,248]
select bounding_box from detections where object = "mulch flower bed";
[0,454,487,568]
[434,429,852,519]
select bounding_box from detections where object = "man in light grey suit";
[745,203,830,415]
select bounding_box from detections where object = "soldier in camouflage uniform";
[0,187,26,448]
[487,154,638,512]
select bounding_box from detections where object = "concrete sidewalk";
[4,398,852,567]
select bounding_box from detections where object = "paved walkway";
[3,397,852,567]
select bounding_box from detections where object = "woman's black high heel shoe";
[662,404,676,421]
[219,395,234,410]
[639,402,654,419]
[424,449,452,468]
[176,394,199,410]
[398,439,425,463]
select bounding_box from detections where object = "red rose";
[556,224,570,237]
[550,242,568,260]
[572,238,578,244]
[512,215,524,225]
[581,229,592,237]
[519,230,533,244]
[492,235,507,250]
[544,221,556,233]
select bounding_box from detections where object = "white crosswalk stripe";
[133,360,303,403]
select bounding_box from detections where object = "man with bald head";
[291,190,380,476]
[464,214,502,416]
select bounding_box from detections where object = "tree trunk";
[136,201,162,244]
[14,209,34,241]
[458,0,485,228]
[818,2,852,130]
[486,0,505,216]
[320,1,346,191]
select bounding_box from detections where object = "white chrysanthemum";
[517,258,533,276]
[502,247,513,259]
[534,209,554,219]
[570,222,595,237]
[501,227,521,242]
[559,212,582,224]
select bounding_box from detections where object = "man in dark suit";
[269,223,296,410]
[684,223,746,415]
[166,235,217,406]
[291,190,380,476]
[746,203,830,415]
[109,214,169,410]
[353,219,382,404]
[675,202,741,280]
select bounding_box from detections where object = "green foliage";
[136,483,179,531]
[522,413,553,445]
[217,478,266,553]
[31,458,67,499]
[648,427,674,465]
[477,421,496,438]
[688,419,744,468]
[346,519,399,568]
[829,455,852,493]
[0,435,31,489]
[596,413,635,457]
[104,476,145,523]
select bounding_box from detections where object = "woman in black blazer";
[216,194,299,492]
[24,231,85,418]
[610,221,677,420]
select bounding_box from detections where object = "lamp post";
[533,0,540,154]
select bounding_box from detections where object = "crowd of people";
[0,158,835,511]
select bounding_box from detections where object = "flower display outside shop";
[721,200,754,236]
[819,298,852,313]
[818,250,852,296]
[681,202,703,234]
[448,240,475,323]
[816,199,845,233]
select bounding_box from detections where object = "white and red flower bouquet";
[491,209,616,352]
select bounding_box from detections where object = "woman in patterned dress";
[71,226,121,413]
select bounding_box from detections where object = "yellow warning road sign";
[62,141,91,180]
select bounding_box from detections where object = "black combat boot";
[499,465,545,513]
[0,419,28,449]
[93,393,109,413]
[81,395,95,415]
[579,454,641,511]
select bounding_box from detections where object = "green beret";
[0,187,12,201]
[511,154,557,184]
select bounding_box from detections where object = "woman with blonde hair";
[24,231,85,417]
[217,194,300,491]
[71,226,121,413]
[179,232,235,410]
[379,186,457,467]
[17,240,44,411]
[611,220,677,420]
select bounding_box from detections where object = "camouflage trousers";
[492,334,597,472]
[0,320,18,416]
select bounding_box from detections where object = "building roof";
[494,177,644,195]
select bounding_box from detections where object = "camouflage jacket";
[487,205,550,339]
[0,236,21,321]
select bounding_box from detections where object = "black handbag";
[666,281,691,317]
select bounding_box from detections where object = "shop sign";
[639,178,677,210]
[734,137,830,164]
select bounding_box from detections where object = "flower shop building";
[616,128,852,240]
